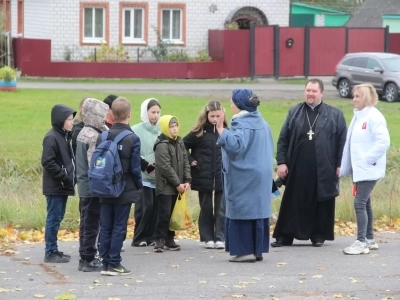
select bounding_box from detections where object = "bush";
[194,50,212,62]
[0,66,17,82]
[165,50,193,62]
[224,21,239,30]
[85,43,130,62]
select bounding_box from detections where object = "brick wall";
[18,0,290,61]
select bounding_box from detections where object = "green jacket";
[154,115,191,196]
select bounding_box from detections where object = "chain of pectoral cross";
[305,111,320,140]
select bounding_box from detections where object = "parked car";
[332,52,400,102]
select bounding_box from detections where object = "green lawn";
[1,88,399,229]
[1,89,399,169]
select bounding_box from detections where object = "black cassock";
[273,105,335,242]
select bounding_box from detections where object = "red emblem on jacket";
[362,122,367,129]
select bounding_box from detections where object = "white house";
[5,0,290,60]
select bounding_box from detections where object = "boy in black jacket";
[98,97,143,276]
[41,104,76,263]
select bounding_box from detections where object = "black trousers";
[132,187,158,245]
[154,194,178,240]
[198,191,225,242]
[79,197,101,261]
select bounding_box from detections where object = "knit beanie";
[169,117,178,126]
[232,89,260,112]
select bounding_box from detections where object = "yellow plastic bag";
[169,193,191,231]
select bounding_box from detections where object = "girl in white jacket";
[340,83,390,255]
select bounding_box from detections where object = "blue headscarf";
[232,89,257,112]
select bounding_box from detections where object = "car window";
[367,58,382,70]
[381,57,400,72]
[341,58,354,66]
[352,57,368,68]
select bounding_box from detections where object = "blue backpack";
[88,130,132,198]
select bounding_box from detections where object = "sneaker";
[148,241,155,246]
[44,251,70,263]
[154,238,165,253]
[366,239,379,250]
[100,264,109,276]
[139,241,147,247]
[343,240,370,255]
[215,241,225,249]
[120,247,125,252]
[205,241,215,249]
[165,239,181,251]
[78,259,84,271]
[107,264,131,276]
[54,250,71,259]
[82,258,102,272]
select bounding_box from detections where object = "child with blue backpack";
[94,97,143,276]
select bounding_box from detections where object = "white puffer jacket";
[340,106,390,183]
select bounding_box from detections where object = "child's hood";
[51,104,76,130]
[82,98,108,131]
[140,98,160,124]
[159,115,179,140]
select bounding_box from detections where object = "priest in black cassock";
[271,78,347,247]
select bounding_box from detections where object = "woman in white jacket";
[340,83,390,255]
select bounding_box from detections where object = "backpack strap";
[100,130,109,142]
[113,130,133,144]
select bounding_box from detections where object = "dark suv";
[332,52,400,102]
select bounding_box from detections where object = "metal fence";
[0,32,12,68]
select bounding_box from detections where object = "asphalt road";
[17,77,340,100]
[1,232,399,300]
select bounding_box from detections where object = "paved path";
[1,232,399,299]
[18,77,340,100]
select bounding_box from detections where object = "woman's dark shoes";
[256,256,263,261]
[270,238,293,247]
[229,254,256,263]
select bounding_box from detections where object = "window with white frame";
[123,7,144,43]
[162,9,182,43]
[84,7,105,43]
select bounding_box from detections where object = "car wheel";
[384,83,399,102]
[338,79,351,98]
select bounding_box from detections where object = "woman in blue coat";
[216,89,274,262]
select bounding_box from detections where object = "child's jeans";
[99,203,131,267]
[45,195,68,254]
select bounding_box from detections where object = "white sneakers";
[215,241,225,249]
[343,240,370,255]
[366,239,379,250]
[204,241,225,249]
[205,241,215,249]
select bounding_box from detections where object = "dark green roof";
[292,3,348,15]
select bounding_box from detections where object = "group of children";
[41,96,227,276]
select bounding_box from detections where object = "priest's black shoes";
[270,238,293,247]
[311,240,324,247]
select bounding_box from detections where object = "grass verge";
[0,89,399,229]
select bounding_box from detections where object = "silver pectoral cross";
[307,129,314,140]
